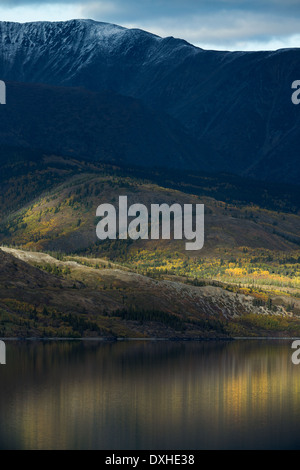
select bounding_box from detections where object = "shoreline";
[1,336,299,342]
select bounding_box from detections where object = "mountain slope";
[0,157,299,338]
[0,157,299,254]
[1,246,299,339]
[0,20,299,182]
[0,81,205,170]
[0,19,198,90]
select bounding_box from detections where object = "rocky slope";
[1,247,298,339]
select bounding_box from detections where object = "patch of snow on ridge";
[0,19,200,84]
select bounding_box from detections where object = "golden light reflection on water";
[1,340,300,449]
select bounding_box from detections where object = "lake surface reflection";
[0,340,300,450]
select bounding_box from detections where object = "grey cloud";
[78,1,300,48]
[4,1,300,21]
[3,0,300,13]
[135,12,300,48]
[0,0,80,4]
[81,0,300,20]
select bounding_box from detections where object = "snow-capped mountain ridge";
[0,19,197,86]
[0,19,300,183]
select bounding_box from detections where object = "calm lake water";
[0,339,300,450]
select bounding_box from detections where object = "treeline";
[112,307,185,331]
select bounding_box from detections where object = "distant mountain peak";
[0,19,299,183]
[0,18,198,88]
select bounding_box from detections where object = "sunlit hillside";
[0,154,299,338]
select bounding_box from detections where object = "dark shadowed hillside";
[0,81,206,170]
[0,20,299,182]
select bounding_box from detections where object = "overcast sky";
[1,0,300,51]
